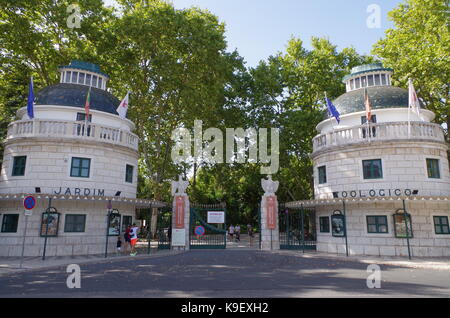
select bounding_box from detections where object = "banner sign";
[266,196,277,230]
[207,211,225,224]
[175,196,185,229]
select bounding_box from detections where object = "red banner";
[266,196,277,230]
[175,196,185,229]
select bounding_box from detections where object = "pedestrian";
[124,225,131,253]
[235,224,241,242]
[228,224,235,241]
[129,223,139,256]
[116,236,122,255]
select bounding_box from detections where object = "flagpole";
[408,79,412,139]
[324,91,334,130]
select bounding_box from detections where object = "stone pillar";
[171,194,190,251]
[260,176,280,251]
[170,176,190,251]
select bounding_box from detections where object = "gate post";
[171,175,190,251]
[260,175,280,251]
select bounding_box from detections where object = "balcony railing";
[312,121,445,153]
[6,119,139,151]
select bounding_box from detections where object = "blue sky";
[104,0,404,68]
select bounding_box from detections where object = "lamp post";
[105,199,120,258]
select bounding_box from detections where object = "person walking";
[116,236,122,256]
[228,224,235,242]
[235,224,241,242]
[124,225,131,253]
[129,223,139,256]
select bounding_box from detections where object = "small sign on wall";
[172,229,186,246]
[207,211,225,224]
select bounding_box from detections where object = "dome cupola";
[343,63,393,92]
[58,60,109,90]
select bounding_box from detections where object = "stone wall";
[313,141,450,199]
[0,139,138,198]
[0,199,138,257]
[315,200,450,257]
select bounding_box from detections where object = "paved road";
[0,250,449,298]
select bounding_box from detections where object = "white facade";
[309,64,450,257]
[0,61,146,257]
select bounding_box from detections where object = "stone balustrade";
[313,121,445,153]
[6,119,139,151]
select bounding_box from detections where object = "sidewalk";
[0,246,184,276]
[275,250,450,271]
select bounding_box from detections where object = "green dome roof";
[333,86,416,116]
[342,63,393,82]
[35,83,121,116]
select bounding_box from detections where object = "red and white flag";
[116,92,130,119]
[408,79,421,119]
[364,88,372,123]
[85,86,91,118]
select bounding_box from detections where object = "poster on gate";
[175,196,185,229]
[266,196,277,230]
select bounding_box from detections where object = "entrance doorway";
[278,204,316,250]
[189,203,227,249]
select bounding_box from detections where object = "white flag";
[116,92,129,119]
[408,79,421,119]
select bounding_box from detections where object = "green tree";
[372,0,450,136]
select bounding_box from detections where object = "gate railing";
[279,204,317,251]
[189,204,227,249]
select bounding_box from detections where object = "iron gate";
[190,203,227,249]
[279,204,316,250]
[156,206,172,250]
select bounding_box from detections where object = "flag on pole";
[116,92,130,119]
[325,96,340,124]
[85,86,91,117]
[27,76,34,119]
[364,88,372,123]
[408,78,421,119]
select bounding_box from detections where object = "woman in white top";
[228,225,235,241]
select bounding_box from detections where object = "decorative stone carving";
[261,175,279,196]
[171,175,189,196]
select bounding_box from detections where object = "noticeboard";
[40,212,60,237]
[108,213,121,236]
[331,214,346,237]
[207,211,225,224]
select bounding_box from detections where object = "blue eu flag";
[325,97,340,124]
[27,76,34,119]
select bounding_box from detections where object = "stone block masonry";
[315,200,450,257]
[0,200,137,257]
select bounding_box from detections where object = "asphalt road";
[0,250,449,298]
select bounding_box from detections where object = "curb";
[272,250,450,271]
[0,250,187,276]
